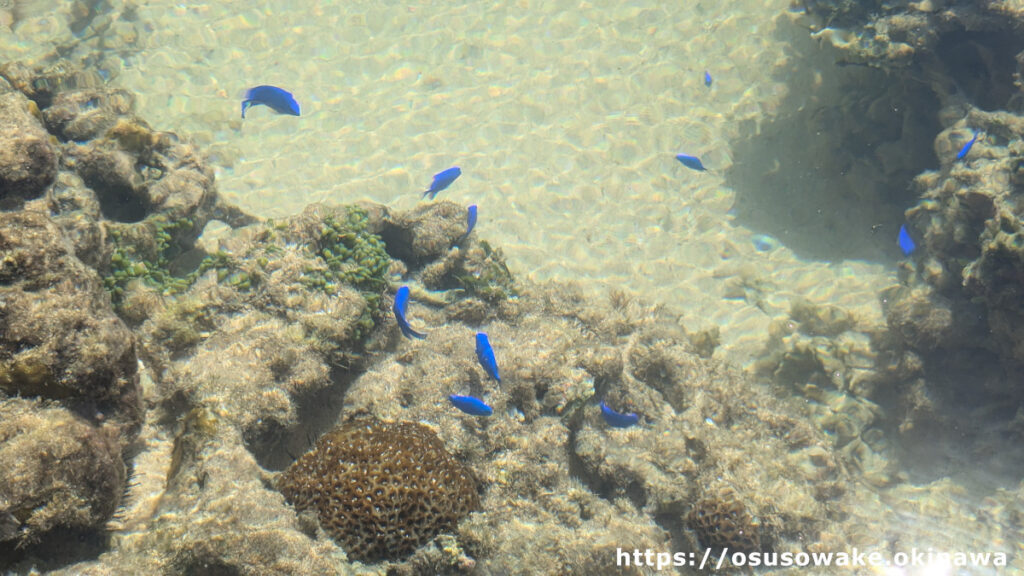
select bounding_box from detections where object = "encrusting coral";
[685,488,762,557]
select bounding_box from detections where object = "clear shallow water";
[2,1,1021,573]
[97,0,889,364]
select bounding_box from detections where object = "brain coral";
[277,417,479,562]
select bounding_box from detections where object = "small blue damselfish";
[464,204,478,239]
[956,131,979,161]
[241,85,300,119]
[456,204,477,247]
[675,153,707,172]
[393,285,427,340]
[423,166,462,199]
[449,394,493,416]
[475,332,500,382]
[897,224,916,256]
[600,401,639,428]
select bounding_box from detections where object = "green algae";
[305,207,389,295]
[303,207,391,339]
[104,215,238,305]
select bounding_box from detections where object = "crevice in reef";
[725,22,941,263]
[0,528,109,573]
[247,365,360,472]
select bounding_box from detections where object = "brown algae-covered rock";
[902,111,1024,366]
[0,397,125,545]
[71,406,353,576]
[790,2,1018,71]
[42,88,136,142]
[343,283,871,572]
[0,210,142,440]
[277,417,479,562]
[0,90,58,207]
[380,201,468,265]
[134,203,390,439]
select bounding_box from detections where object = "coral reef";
[385,202,517,303]
[788,0,1024,373]
[342,283,870,573]
[130,203,398,440]
[900,109,1024,370]
[46,406,354,576]
[277,417,480,562]
[783,4,1024,530]
[2,59,258,305]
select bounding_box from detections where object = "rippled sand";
[1,1,893,362]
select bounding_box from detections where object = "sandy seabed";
[4,0,892,365]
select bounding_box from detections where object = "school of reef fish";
[1,1,1024,574]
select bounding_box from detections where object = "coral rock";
[686,489,761,556]
[0,210,142,441]
[277,417,479,562]
[0,397,125,545]
[0,91,58,207]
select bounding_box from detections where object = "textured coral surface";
[277,418,479,562]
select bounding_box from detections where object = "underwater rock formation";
[0,210,142,440]
[0,397,126,546]
[790,0,1024,452]
[277,418,480,562]
[0,209,139,557]
[0,88,57,207]
[900,110,1024,369]
[132,203,394,440]
[342,283,873,573]
[1,59,257,305]
[790,1,1024,76]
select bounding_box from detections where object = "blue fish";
[465,204,478,237]
[897,224,916,256]
[449,394,493,416]
[393,285,427,339]
[600,401,639,428]
[241,85,300,119]
[422,166,462,199]
[675,154,706,172]
[956,132,979,161]
[475,332,500,382]
[704,70,712,88]
[456,204,477,246]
